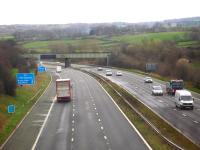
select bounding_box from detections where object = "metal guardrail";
[80,69,185,150]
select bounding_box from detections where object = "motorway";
[78,65,200,146]
[1,65,150,150]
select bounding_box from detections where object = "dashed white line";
[182,113,187,117]
[96,113,99,116]
[71,138,74,142]
[98,119,101,122]
[31,96,56,150]
[104,136,107,140]
[32,120,44,123]
[72,120,75,124]
[94,107,97,110]
[193,120,199,124]
[101,126,104,130]
[72,128,75,132]
[73,114,75,117]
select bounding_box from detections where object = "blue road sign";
[8,105,15,113]
[16,73,35,85]
[38,66,46,73]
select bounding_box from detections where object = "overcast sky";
[0,0,199,24]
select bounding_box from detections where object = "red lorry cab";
[56,79,72,101]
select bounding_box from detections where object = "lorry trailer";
[56,79,71,101]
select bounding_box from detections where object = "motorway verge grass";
[83,70,200,150]
[0,72,51,145]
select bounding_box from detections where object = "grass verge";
[82,70,200,150]
[0,72,51,145]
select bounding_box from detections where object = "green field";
[0,35,14,41]
[0,73,51,145]
[22,38,111,53]
[177,41,200,48]
[111,32,187,44]
[22,31,189,53]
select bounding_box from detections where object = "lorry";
[166,79,183,95]
[56,66,62,73]
[175,90,194,110]
[56,79,72,101]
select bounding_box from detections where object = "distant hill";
[0,16,200,40]
[163,17,200,27]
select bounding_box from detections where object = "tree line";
[109,36,200,88]
[0,40,36,96]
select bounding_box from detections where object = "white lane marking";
[72,128,75,132]
[72,120,75,124]
[71,138,74,142]
[173,108,177,111]
[36,114,48,117]
[73,114,75,117]
[0,74,52,150]
[32,120,44,123]
[104,136,107,140]
[98,119,101,122]
[96,112,99,116]
[101,126,104,130]
[32,124,43,127]
[31,96,56,150]
[193,120,199,124]
[94,107,97,110]
[182,113,187,117]
[98,82,152,150]
[158,100,163,103]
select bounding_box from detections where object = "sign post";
[8,105,15,113]
[38,66,46,73]
[16,73,35,85]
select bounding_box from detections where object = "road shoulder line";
[0,74,52,149]
[96,81,152,150]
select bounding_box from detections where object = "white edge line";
[0,74,52,149]
[31,96,56,150]
[120,84,198,145]
[96,82,152,150]
[31,71,61,150]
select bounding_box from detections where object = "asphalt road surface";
[79,65,200,146]
[35,68,150,150]
[1,66,150,150]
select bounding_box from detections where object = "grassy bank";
[0,72,51,145]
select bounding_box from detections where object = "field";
[0,72,51,145]
[0,35,14,40]
[22,37,117,53]
[111,32,188,44]
[22,31,192,53]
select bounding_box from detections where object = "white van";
[56,66,62,73]
[175,90,194,110]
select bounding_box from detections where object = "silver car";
[144,76,153,83]
[152,85,163,96]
